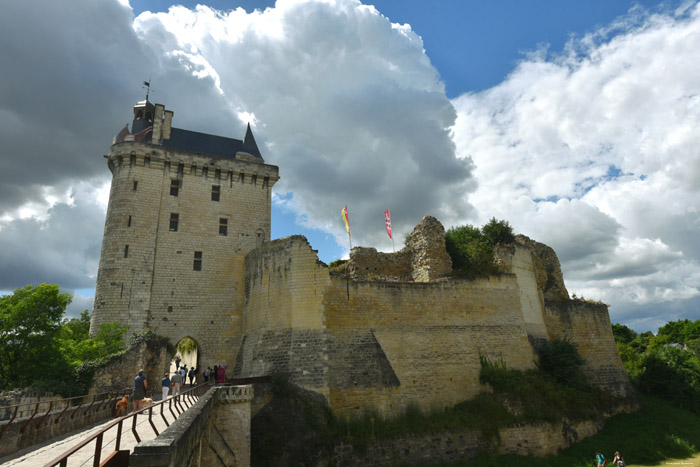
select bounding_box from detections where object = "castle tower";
[91,98,279,366]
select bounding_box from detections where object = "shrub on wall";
[445,218,514,278]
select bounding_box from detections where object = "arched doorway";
[171,336,200,384]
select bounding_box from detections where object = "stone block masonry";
[91,138,279,367]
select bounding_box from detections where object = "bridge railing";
[44,383,211,467]
[0,390,130,458]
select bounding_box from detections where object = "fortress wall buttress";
[543,300,635,399]
[322,276,536,416]
[235,236,331,392]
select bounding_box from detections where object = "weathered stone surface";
[515,234,569,300]
[346,216,451,282]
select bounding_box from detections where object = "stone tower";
[90,97,279,365]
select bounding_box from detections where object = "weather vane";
[143,75,152,100]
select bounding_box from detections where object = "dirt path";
[645,454,700,466]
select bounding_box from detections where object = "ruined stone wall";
[323,276,535,416]
[543,299,635,400]
[91,140,279,367]
[332,419,602,466]
[346,216,451,282]
[235,236,331,392]
[346,247,411,280]
[406,215,452,281]
[90,338,169,395]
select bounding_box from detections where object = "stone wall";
[346,247,411,281]
[323,276,535,416]
[130,385,253,467]
[91,139,279,367]
[544,299,636,401]
[346,216,451,282]
[90,338,170,395]
[331,419,602,466]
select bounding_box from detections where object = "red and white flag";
[384,209,392,240]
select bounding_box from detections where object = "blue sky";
[1,0,699,332]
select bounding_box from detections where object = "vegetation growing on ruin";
[327,258,348,275]
[445,218,514,278]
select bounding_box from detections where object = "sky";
[1,0,698,332]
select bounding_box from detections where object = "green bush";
[445,219,514,279]
[535,338,587,388]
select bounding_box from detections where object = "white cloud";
[452,4,700,329]
[133,0,473,249]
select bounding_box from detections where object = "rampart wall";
[235,216,634,417]
[544,300,635,400]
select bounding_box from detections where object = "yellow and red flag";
[341,205,350,235]
[384,209,392,240]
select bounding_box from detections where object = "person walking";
[175,355,181,371]
[132,369,147,412]
[172,369,182,395]
[188,366,195,385]
[612,451,626,467]
[161,372,171,400]
[595,451,607,467]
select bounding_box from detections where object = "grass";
[427,394,700,466]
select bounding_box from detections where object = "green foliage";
[328,259,348,275]
[445,218,514,279]
[612,319,700,414]
[176,336,198,355]
[481,217,515,246]
[445,225,497,278]
[433,395,700,466]
[535,338,587,388]
[0,284,72,390]
[611,323,636,345]
[0,284,129,395]
[637,346,700,413]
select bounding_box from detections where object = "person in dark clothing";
[212,365,218,385]
[133,369,147,412]
[188,367,195,385]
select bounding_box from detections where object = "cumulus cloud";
[451,3,700,329]
[133,0,473,249]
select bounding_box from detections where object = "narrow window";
[130,155,136,166]
[193,251,202,271]
[177,163,184,177]
[124,245,129,258]
[144,156,150,166]
[215,168,221,180]
[133,180,138,190]
[202,166,209,178]
[211,185,220,202]
[127,215,132,227]
[170,179,180,196]
[238,173,245,183]
[251,174,257,185]
[169,213,179,232]
[219,218,228,236]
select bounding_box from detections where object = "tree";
[481,217,515,246]
[0,284,72,390]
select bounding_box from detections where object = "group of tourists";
[596,450,626,467]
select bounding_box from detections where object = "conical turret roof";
[241,123,262,158]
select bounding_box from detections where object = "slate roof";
[162,127,263,159]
